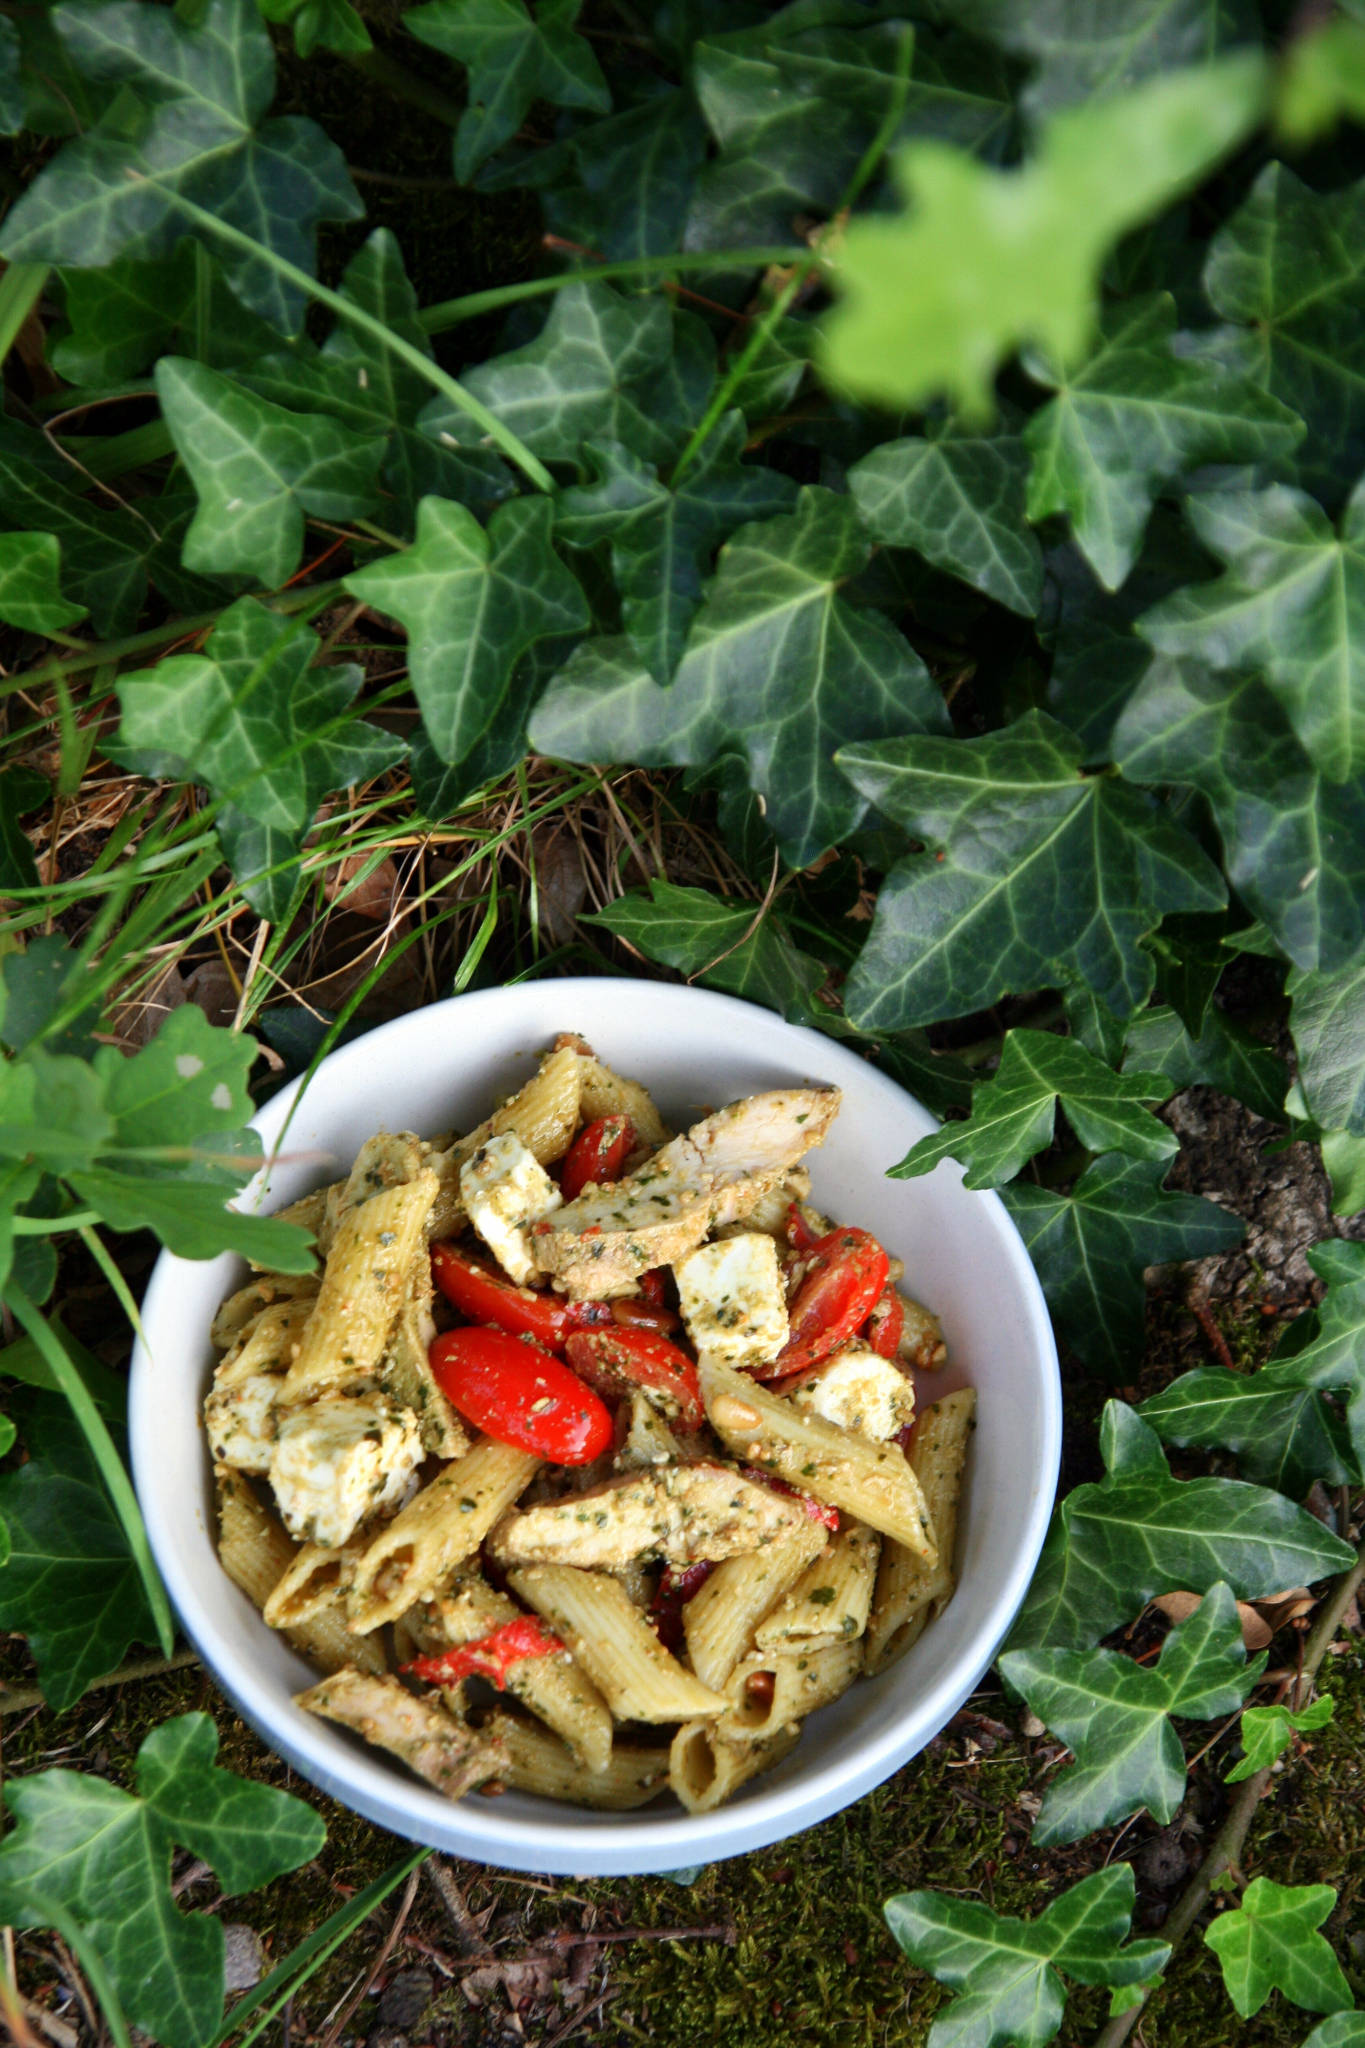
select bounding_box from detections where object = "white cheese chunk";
[459,1131,562,1285]
[788,1341,915,1442]
[204,1371,281,1474]
[269,1396,424,1548]
[673,1231,789,1370]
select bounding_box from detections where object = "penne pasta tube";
[509,1565,727,1723]
[263,1532,368,1629]
[281,1171,438,1403]
[668,1717,799,1814]
[754,1521,881,1649]
[215,1469,384,1675]
[699,1358,939,1563]
[211,1271,319,1350]
[427,1044,581,1239]
[865,1389,975,1677]
[379,1294,468,1460]
[347,1439,541,1634]
[896,1291,948,1371]
[214,1298,316,1388]
[683,1522,829,1692]
[720,1639,863,1741]
[558,1036,671,1151]
[339,1132,427,1211]
[490,1715,670,1809]
[297,1669,504,1797]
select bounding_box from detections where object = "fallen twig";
[317,1864,423,2048]
[0,1647,200,1716]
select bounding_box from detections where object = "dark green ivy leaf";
[405,0,609,183]
[848,420,1043,616]
[1000,1153,1242,1375]
[0,0,361,333]
[0,534,86,637]
[885,1863,1169,2048]
[1000,1582,1264,1845]
[531,486,949,867]
[0,1712,324,2045]
[839,710,1225,1032]
[555,417,797,679]
[1264,1240,1365,1473]
[52,245,283,390]
[1288,960,1365,1135]
[950,0,1260,122]
[1205,1880,1354,2020]
[1139,1353,1357,1500]
[1024,294,1303,591]
[0,767,49,892]
[1009,1403,1355,1652]
[892,1029,1174,1189]
[0,420,179,635]
[587,879,826,1021]
[1113,661,1365,973]
[1122,1004,1288,1124]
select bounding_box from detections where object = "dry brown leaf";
[1150,1589,1273,1652]
[532,824,587,945]
[325,853,399,922]
[1252,1587,1317,1635]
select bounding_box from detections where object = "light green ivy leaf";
[0,533,86,636]
[1226,1695,1334,1784]
[1000,1582,1263,1845]
[1205,1879,1354,2019]
[848,421,1043,616]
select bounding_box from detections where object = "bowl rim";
[129,977,1062,1874]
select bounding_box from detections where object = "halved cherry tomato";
[865,1285,905,1360]
[429,1328,613,1464]
[561,1114,635,1201]
[785,1201,822,1256]
[431,1243,611,1348]
[754,1226,890,1380]
[564,1327,705,1433]
[648,1560,716,1653]
[638,1268,669,1308]
[403,1614,564,1690]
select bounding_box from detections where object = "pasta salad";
[206,1033,973,1815]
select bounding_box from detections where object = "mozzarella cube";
[674,1231,789,1369]
[269,1396,424,1548]
[788,1341,915,1442]
[204,1372,281,1474]
[460,1132,562,1285]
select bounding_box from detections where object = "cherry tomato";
[564,1327,706,1433]
[561,1114,635,1201]
[638,1268,669,1308]
[648,1560,716,1653]
[431,1242,611,1348]
[865,1285,905,1360]
[403,1614,563,1690]
[785,1201,822,1255]
[429,1327,613,1464]
[755,1226,890,1379]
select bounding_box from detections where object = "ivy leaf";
[821,56,1268,417]
[421,282,707,468]
[838,710,1225,1033]
[1000,1583,1264,1845]
[892,1030,1175,1190]
[0,0,360,332]
[1113,661,1365,974]
[952,0,1260,121]
[1288,961,1365,1135]
[556,418,798,679]
[531,486,949,867]
[0,1711,324,2045]
[0,936,102,1059]
[884,1864,1169,2048]
[156,359,385,588]
[115,597,404,916]
[587,880,826,1022]
[0,767,49,893]
[1009,1403,1356,1652]
[0,1390,157,1711]
[0,534,86,636]
[553,90,707,261]
[1139,483,1365,784]
[1269,1240,1365,1472]
[1140,1352,1357,1499]
[1301,2020,1365,2048]
[405,0,609,183]
[345,495,588,767]
[1023,294,1303,591]
[52,245,283,389]
[1227,1695,1334,1784]
[1000,1155,1241,1375]
[258,0,371,58]
[848,422,1043,616]
[1205,1879,1354,2019]
[1197,163,1365,508]
[1122,1004,1288,1124]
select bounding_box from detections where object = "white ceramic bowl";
[130,979,1060,1875]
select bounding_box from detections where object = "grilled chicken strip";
[487,1460,814,1571]
[530,1085,840,1297]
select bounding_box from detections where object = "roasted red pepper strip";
[648,1560,717,1653]
[429,1327,613,1464]
[741,1467,840,1530]
[756,1226,890,1380]
[561,1114,635,1202]
[785,1201,822,1256]
[564,1327,706,1433]
[638,1268,669,1309]
[431,1243,611,1348]
[865,1285,905,1360]
[404,1615,564,1690]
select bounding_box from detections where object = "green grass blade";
[0,264,48,367]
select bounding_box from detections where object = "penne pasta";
[215,1469,385,1675]
[683,1522,829,1691]
[509,1565,727,1723]
[865,1389,975,1676]
[426,1044,581,1239]
[668,1717,799,1813]
[347,1439,540,1633]
[699,1358,939,1563]
[490,1715,670,1809]
[720,1640,863,1742]
[280,1171,438,1403]
[210,1271,319,1350]
[753,1521,881,1649]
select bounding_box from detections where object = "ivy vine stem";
[1091,1530,1365,2048]
[419,246,810,332]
